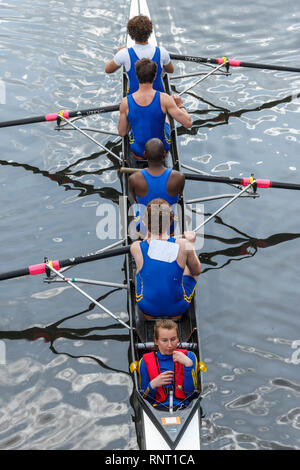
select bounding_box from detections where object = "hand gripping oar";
[0,103,120,129]
[0,245,130,282]
[170,53,300,74]
[46,263,131,330]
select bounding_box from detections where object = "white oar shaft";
[95,238,126,254]
[169,389,174,414]
[46,277,128,289]
[193,183,253,233]
[61,125,119,136]
[180,163,211,176]
[58,115,122,162]
[178,61,228,96]
[171,70,229,80]
[46,263,131,330]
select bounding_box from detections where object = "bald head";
[144,138,166,163]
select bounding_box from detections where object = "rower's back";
[128,138,185,235]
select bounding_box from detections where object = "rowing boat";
[120,0,204,451]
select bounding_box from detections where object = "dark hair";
[127,15,153,43]
[144,138,165,162]
[135,58,157,84]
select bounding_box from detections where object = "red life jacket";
[143,349,188,403]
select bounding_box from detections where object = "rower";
[118,58,192,160]
[105,14,174,93]
[139,319,198,408]
[129,137,185,236]
[130,199,201,319]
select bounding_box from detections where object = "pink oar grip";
[216,58,242,67]
[256,179,272,188]
[229,59,242,67]
[242,178,272,188]
[29,260,60,275]
[45,111,70,122]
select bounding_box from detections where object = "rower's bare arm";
[175,171,185,195]
[186,251,201,277]
[128,174,137,200]
[164,61,174,74]
[130,241,144,272]
[118,98,130,137]
[184,232,202,276]
[164,94,193,128]
[105,60,120,74]
[167,170,185,196]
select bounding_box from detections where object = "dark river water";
[0,0,300,451]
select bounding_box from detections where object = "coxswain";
[139,319,198,407]
[130,199,201,319]
[105,14,174,93]
[118,58,192,159]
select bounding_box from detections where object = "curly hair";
[127,15,153,43]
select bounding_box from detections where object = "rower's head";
[135,58,157,85]
[144,138,166,163]
[154,319,180,354]
[127,15,153,43]
[144,198,174,236]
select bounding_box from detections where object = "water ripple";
[0,356,136,450]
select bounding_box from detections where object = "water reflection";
[0,288,135,450]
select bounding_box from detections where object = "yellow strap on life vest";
[130,361,138,373]
[198,361,207,373]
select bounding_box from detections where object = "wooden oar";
[170,53,300,73]
[0,103,120,129]
[0,245,130,282]
[119,168,300,190]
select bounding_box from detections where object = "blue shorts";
[136,274,197,318]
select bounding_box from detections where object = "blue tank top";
[127,91,170,158]
[135,238,186,317]
[135,169,179,234]
[137,169,179,206]
[127,47,165,94]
